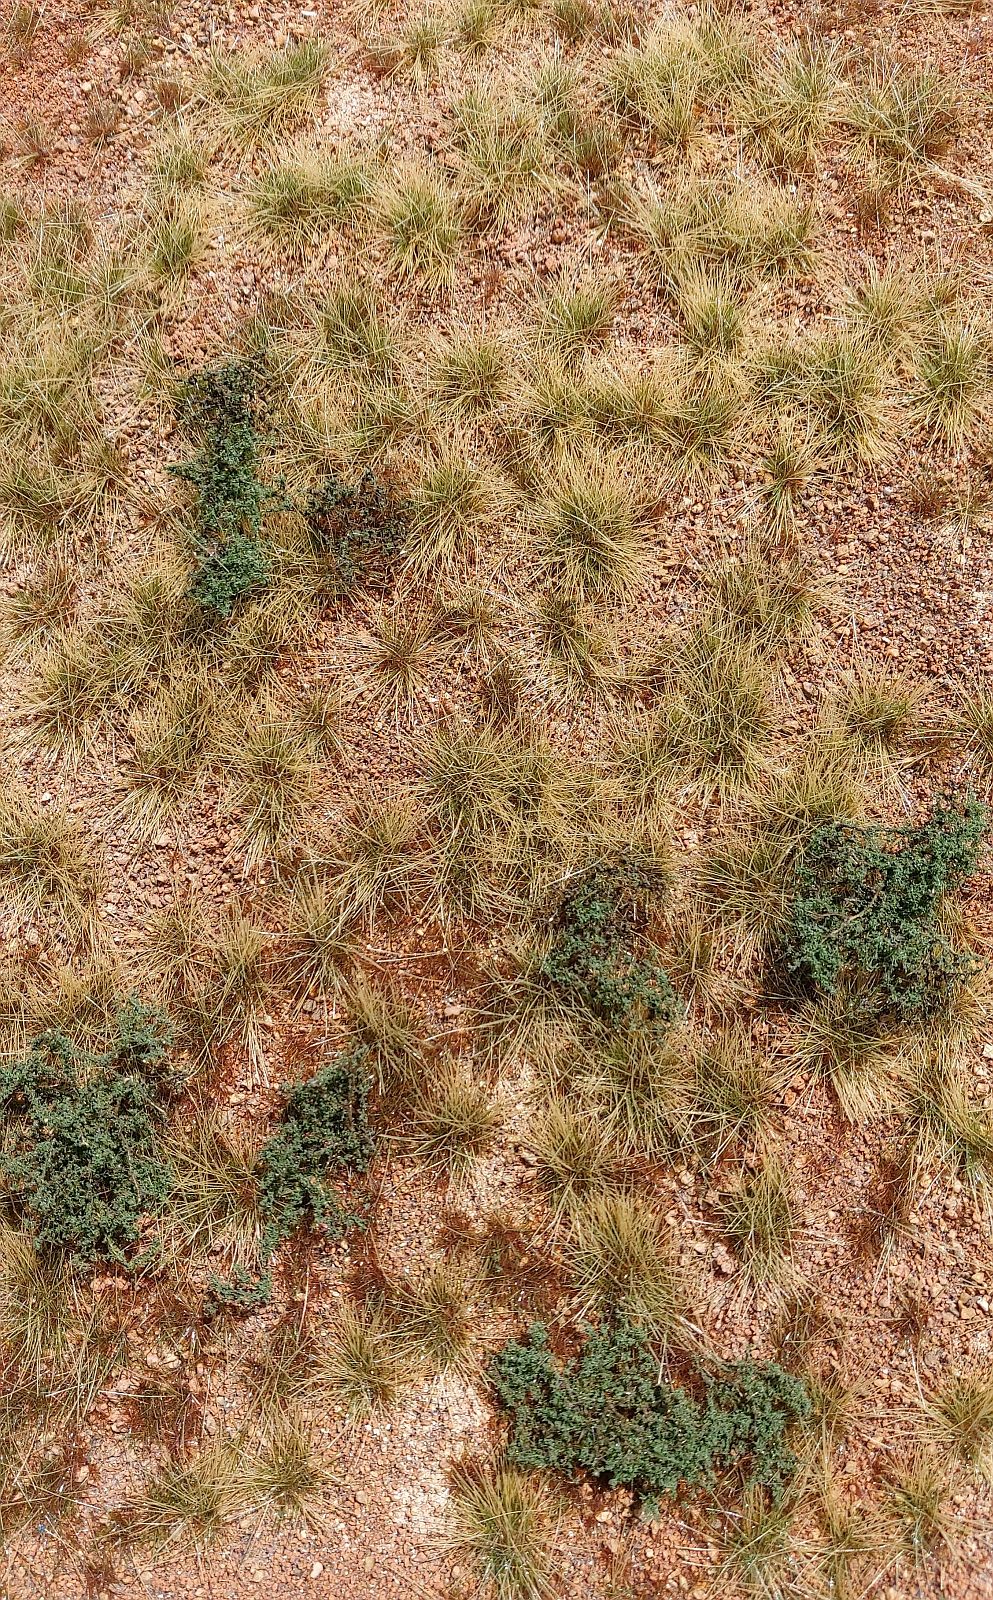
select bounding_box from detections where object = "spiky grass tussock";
[406,1056,504,1186]
[2,554,78,654]
[375,165,464,289]
[0,1227,84,1382]
[906,1049,993,1207]
[922,1367,993,1475]
[358,600,444,717]
[705,542,825,652]
[578,1027,693,1157]
[603,23,711,154]
[318,790,429,931]
[674,263,746,360]
[197,907,272,1079]
[533,448,647,601]
[660,901,734,1016]
[629,175,815,303]
[21,632,118,763]
[202,39,329,145]
[453,82,555,229]
[447,1459,557,1600]
[220,697,316,867]
[809,1469,889,1600]
[911,318,990,450]
[531,591,616,701]
[406,438,511,572]
[279,873,358,1007]
[793,986,907,1122]
[430,328,513,418]
[715,1483,797,1600]
[689,1026,787,1161]
[760,418,824,532]
[717,1155,798,1290]
[319,1299,404,1420]
[248,1410,333,1524]
[314,278,402,379]
[118,670,215,842]
[346,971,425,1093]
[737,35,841,172]
[647,623,778,804]
[391,1258,481,1379]
[845,60,961,187]
[753,746,865,849]
[246,147,374,255]
[112,1439,248,1553]
[526,1096,624,1213]
[533,274,620,366]
[569,1193,689,1346]
[163,1109,263,1271]
[0,785,102,937]
[826,659,928,785]
[885,1449,961,1568]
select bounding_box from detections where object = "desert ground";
[2,1,993,1597]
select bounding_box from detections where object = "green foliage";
[302,469,407,595]
[492,1320,809,1505]
[171,360,274,616]
[782,797,986,1021]
[258,1048,374,1256]
[541,867,680,1028]
[191,531,270,618]
[0,1000,175,1262]
[207,1264,273,1313]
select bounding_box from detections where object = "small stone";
[309,1563,324,1580]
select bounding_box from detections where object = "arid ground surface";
[2,1,993,1597]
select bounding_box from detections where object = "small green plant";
[541,865,679,1028]
[207,1264,273,1312]
[782,797,986,1022]
[302,469,407,594]
[258,1048,374,1255]
[0,1000,174,1261]
[492,1319,810,1505]
[170,360,275,616]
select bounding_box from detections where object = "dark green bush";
[171,360,275,616]
[541,866,679,1027]
[0,999,175,1262]
[782,796,986,1021]
[258,1048,374,1256]
[492,1320,809,1505]
[189,530,270,617]
[303,470,406,595]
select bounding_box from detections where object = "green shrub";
[492,1320,809,1505]
[171,360,275,615]
[0,999,175,1262]
[303,470,407,595]
[206,1264,273,1313]
[258,1048,374,1256]
[541,866,680,1027]
[190,530,270,617]
[782,796,985,1021]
